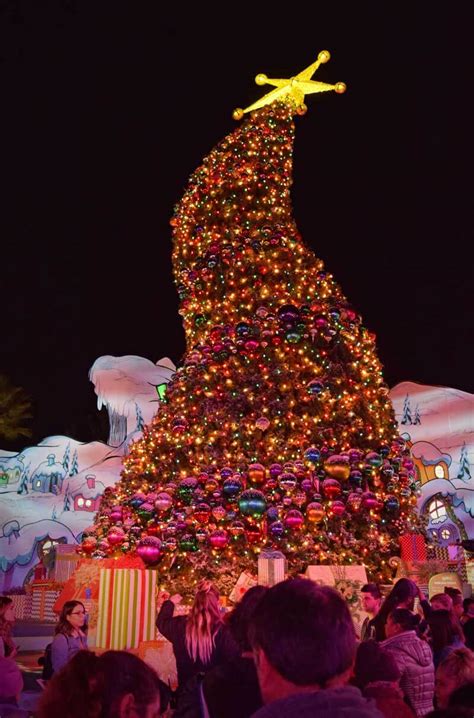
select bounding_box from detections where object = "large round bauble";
[136,537,162,565]
[178,477,198,498]
[220,466,233,479]
[97,539,110,552]
[248,463,266,484]
[269,520,285,538]
[301,478,313,492]
[171,417,188,434]
[349,470,363,488]
[305,446,320,463]
[348,448,363,463]
[324,456,350,480]
[130,492,146,509]
[81,536,97,555]
[137,502,155,521]
[361,491,380,509]
[107,527,125,546]
[179,534,198,552]
[306,502,325,523]
[279,472,297,492]
[346,492,363,513]
[193,503,211,524]
[109,507,123,523]
[235,321,252,336]
[239,489,266,516]
[331,500,346,517]
[365,452,383,468]
[155,492,173,513]
[204,478,219,493]
[212,506,227,522]
[384,495,400,513]
[269,463,283,478]
[293,490,307,508]
[255,416,270,431]
[229,520,245,537]
[209,529,229,549]
[322,478,341,499]
[223,476,243,498]
[284,509,304,531]
[245,525,262,543]
[307,380,324,396]
[277,304,300,322]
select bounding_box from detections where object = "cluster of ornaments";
[82,437,417,565]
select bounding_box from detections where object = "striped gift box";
[96,568,158,649]
[258,550,286,587]
[53,545,80,582]
[31,586,61,621]
[399,533,427,562]
[8,594,32,620]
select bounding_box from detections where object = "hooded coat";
[381,630,434,717]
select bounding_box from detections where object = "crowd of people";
[1,577,474,717]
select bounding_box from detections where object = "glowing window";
[440,528,451,540]
[434,465,445,479]
[85,499,92,508]
[36,480,42,488]
[429,498,447,524]
[77,497,85,507]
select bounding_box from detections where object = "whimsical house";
[0,455,25,487]
[71,475,104,512]
[31,453,66,494]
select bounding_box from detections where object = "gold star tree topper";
[233,51,346,119]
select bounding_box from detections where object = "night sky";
[2,3,473,451]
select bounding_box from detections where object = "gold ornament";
[233,51,345,118]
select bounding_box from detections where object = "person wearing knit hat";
[353,641,415,718]
[0,656,29,718]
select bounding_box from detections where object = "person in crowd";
[382,608,435,717]
[443,587,463,621]
[360,584,383,641]
[462,617,474,650]
[446,680,474,709]
[352,639,415,717]
[434,647,474,709]
[371,578,418,641]
[460,598,474,625]
[176,585,267,718]
[37,649,167,717]
[0,596,18,658]
[0,656,29,718]
[426,609,464,668]
[249,577,384,717]
[156,579,239,704]
[51,600,88,674]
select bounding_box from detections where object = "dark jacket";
[156,600,239,691]
[381,631,434,717]
[363,681,415,718]
[250,685,384,718]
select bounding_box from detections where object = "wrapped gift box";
[258,550,286,587]
[30,581,62,622]
[53,544,81,582]
[96,568,158,650]
[6,594,32,621]
[399,533,427,562]
[229,571,257,603]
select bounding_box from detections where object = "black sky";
[2,2,473,450]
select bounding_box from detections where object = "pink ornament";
[136,537,162,565]
[284,509,304,531]
[107,527,125,546]
[331,500,346,517]
[209,529,229,549]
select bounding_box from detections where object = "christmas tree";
[82,53,421,596]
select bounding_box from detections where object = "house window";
[85,499,92,508]
[434,465,445,479]
[36,480,42,488]
[428,498,447,524]
[77,497,85,507]
[440,528,451,541]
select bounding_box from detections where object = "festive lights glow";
[82,59,422,597]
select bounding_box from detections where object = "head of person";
[0,596,15,629]
[250,578,356,705]
[448,681,474,709]
[0,656,23,703]
[427,609,464,655]
[462,618,474,650]
[37,649,165,718]
[385,608,419,638]
[431,593,453,612]
[360,583,382,615]
[462,598,474,619]
[353,639,400,690]
[435,647,474,709]
[185,579,222,664]
[377,579,418,629]
[226,585,268,653]
[444,587,463,618]
[55,600,86,636]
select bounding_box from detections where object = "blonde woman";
[156,580,238,699]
